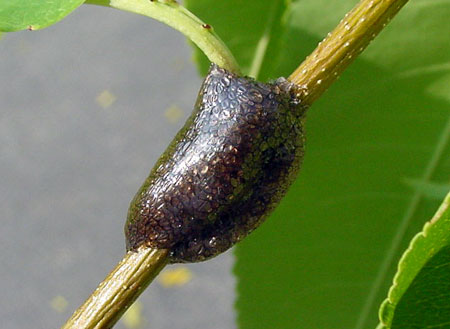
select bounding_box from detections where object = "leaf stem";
[85,0,240,74]
[61,247,168,329]
[288,0,409,106]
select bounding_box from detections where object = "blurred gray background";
[0,4,235,329]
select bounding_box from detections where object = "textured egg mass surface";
[126,64,306,263]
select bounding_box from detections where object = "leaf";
[379,193,450,329]
[0,0,85,32]
[185,1,450,329]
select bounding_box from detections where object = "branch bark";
[61,247,168,329]
[288,0,409,106]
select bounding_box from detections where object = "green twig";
[289,0,409,106]
[85,0,240,74]
[61,247,168,329]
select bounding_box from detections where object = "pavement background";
[0,4,235,329]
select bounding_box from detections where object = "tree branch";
[289,0,409,106]
[61,247,168,329]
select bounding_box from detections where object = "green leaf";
[0,0,85,32]
[379,193,450,329]
[186,0,450,328]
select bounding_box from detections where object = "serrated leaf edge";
[379,192,450,327]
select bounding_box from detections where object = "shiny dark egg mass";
[125,64,307,263]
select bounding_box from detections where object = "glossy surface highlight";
[126,64,306,263]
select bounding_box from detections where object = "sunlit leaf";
[379,193,450,328]
[0,0,85,32]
